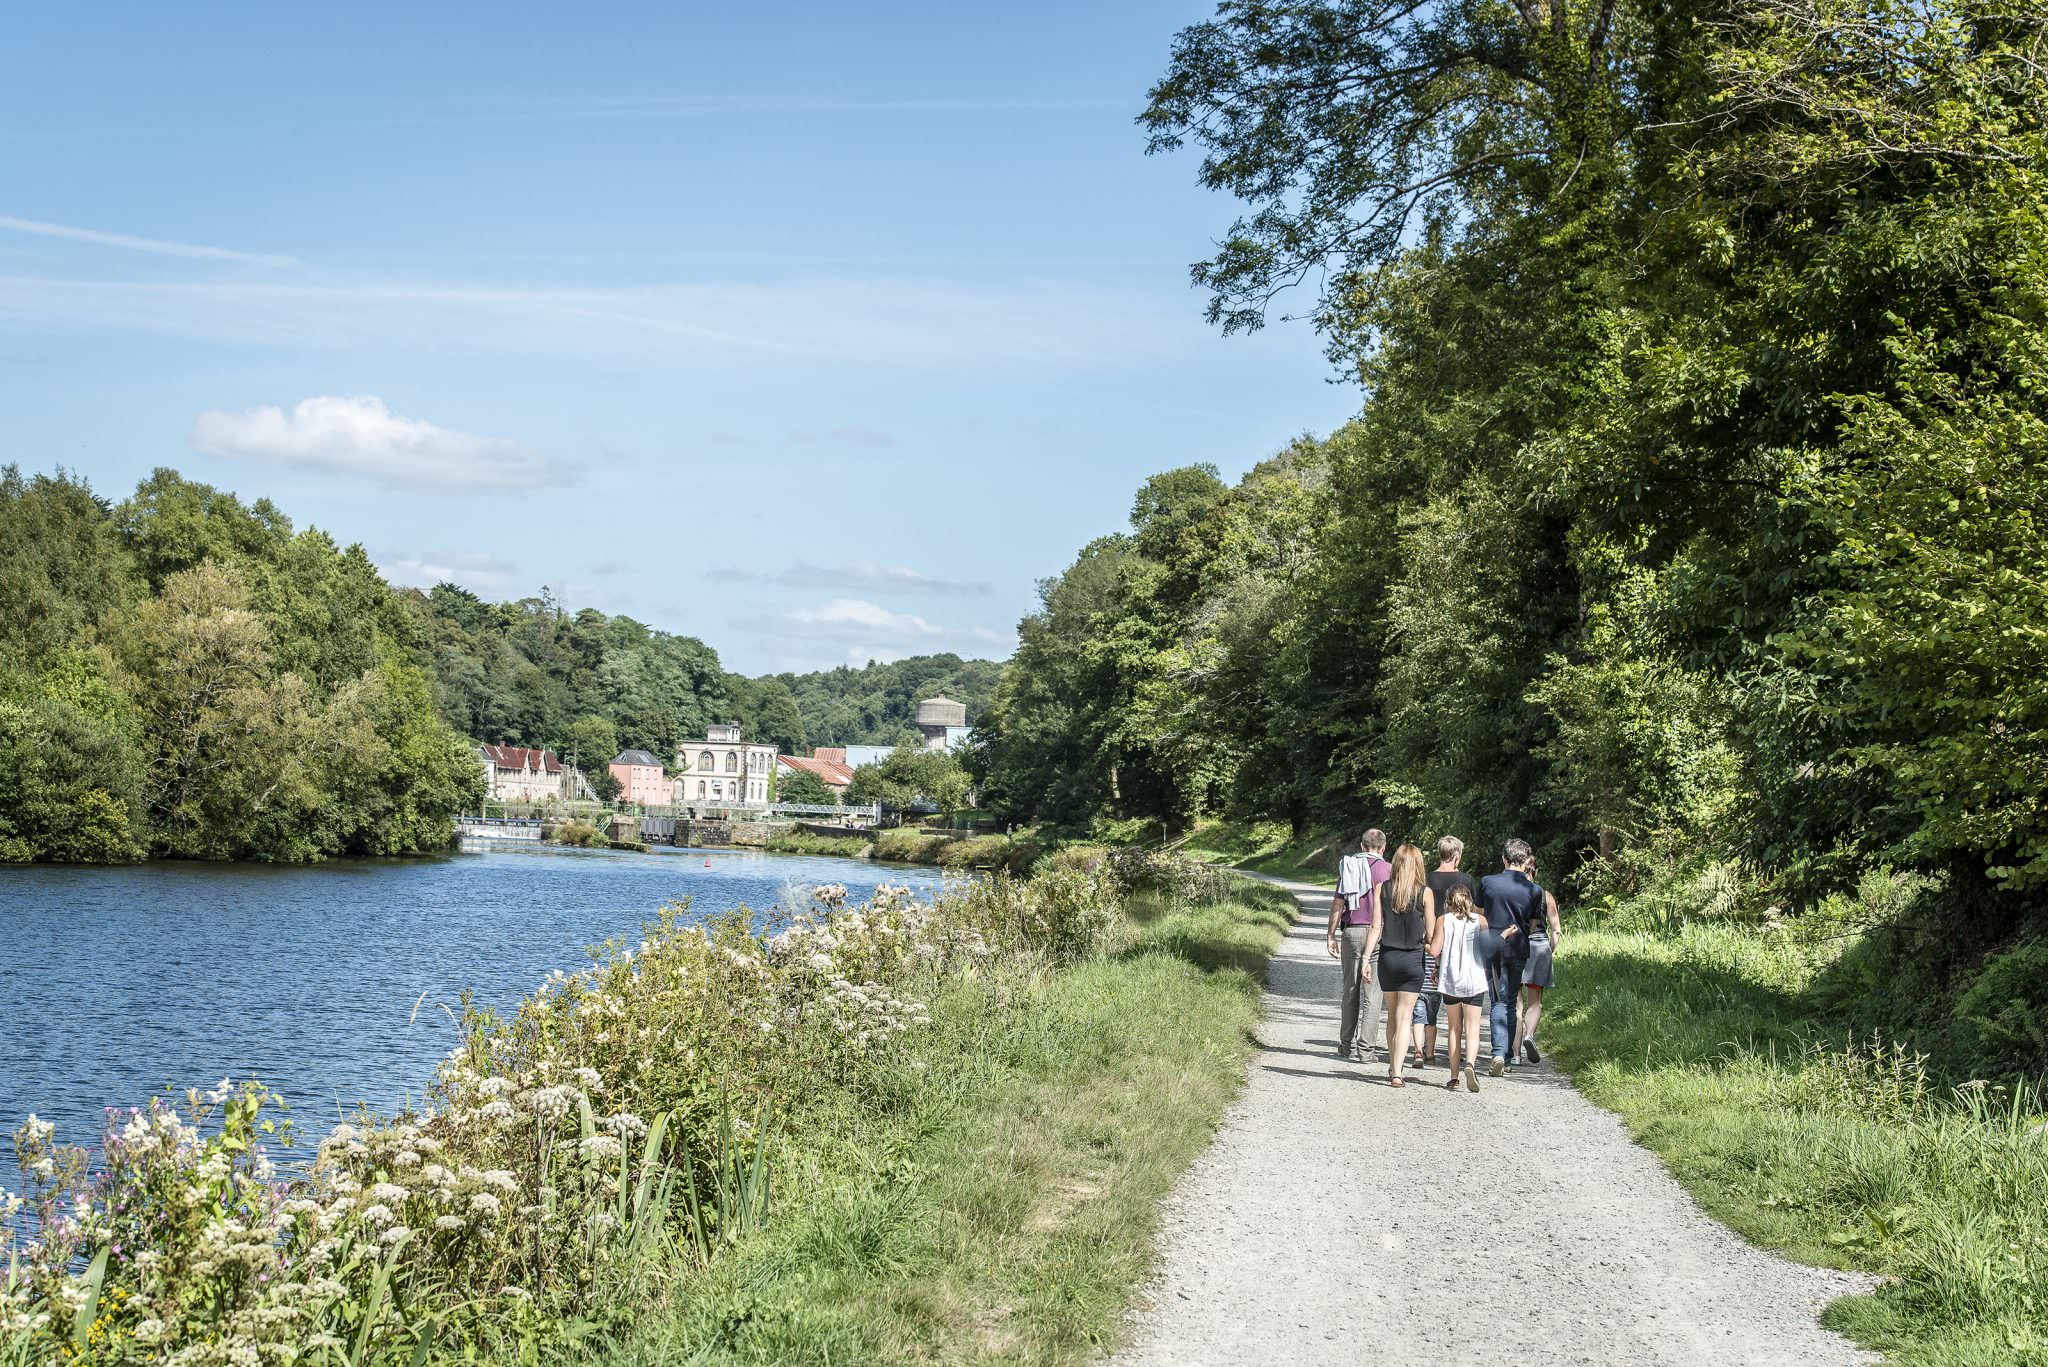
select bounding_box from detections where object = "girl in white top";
[1432,884,1489,1092]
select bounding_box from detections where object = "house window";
[696,781,706,798]
[699,750,714,772]
[724,752,738,773]
[712,782,723,799]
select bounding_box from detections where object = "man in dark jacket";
[1476,838,1538,1076]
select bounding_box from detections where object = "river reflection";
[0,845,944,1152]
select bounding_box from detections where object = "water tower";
[914,695,968,751]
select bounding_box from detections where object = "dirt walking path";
[1109,875,1876,1367]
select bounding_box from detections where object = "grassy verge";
[1546,922,2048,1365]
[873,828,1044,874]
[1173,818,1340,886]
[609,880,1296,1365]
[762,829,875,858]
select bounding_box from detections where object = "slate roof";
[612,749,663,768]
[479,744,563,773]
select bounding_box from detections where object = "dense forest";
[970,0,2048,1074]
[0,465,999,857]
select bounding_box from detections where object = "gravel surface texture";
[1110,876,1878,1367]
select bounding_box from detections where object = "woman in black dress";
[1361,842,1438,1087]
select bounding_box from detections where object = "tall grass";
[1549,922,2048,1365]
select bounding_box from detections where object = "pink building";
[609,748,668,806]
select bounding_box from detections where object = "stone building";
[476,744,579,804]
[673,723,778,806]
[608,748,668,806]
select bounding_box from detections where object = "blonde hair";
[1385,843,1426,915]
[1445,884,1480,922]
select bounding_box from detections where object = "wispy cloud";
[713,561,991,597]
[192,395,578,493]
[376,549,524,596]
[425,94,1130,125]
[738,596,1010,671]
[0,273,1189,371]
[0,213,297,267]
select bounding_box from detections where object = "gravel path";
[1110,876,1876,1367]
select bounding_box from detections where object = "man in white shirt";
[1326,828,1390,1062]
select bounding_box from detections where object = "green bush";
[871,828,1042,874]
[871,828,949,864]
[1953,937,2048,1079]
[764,830,874,858]
[550,819,607,848]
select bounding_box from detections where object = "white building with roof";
[674,723,778,806]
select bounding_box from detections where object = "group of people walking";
[1323,831,1561,1090]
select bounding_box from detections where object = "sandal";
[1387,1076,1405,1088]
[1444,1076,1459,1090]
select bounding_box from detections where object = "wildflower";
[358,1204,395,1227]
[433,1214,466,1232]
[379,1226,412,1247]
[468,1192,503,1217]
[368,1183,409,1205]
[133,1318,165,1344]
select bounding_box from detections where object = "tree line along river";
[0,846,946,1156]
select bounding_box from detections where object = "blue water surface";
[0,846,944,1152]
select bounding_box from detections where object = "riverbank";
[0,851,1292,1364]
[762,825,1044,875]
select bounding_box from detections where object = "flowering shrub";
[0,863,1148,1362]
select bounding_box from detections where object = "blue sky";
[0,1,1357,674]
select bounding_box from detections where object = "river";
[0,845,946,1155]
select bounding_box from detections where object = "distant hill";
[764,655,1004,749]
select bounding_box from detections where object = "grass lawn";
[1545,923,2048,1366]
[1173,819,1340,886]
[608,883,1296,1365]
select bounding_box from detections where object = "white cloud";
[375,550,524,596]
[788,598,948,637]
[191,395,576,493]
[712,560,991,596]
[741,597,1010,671]
[0,213,296,267]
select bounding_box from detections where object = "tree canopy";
[977,0,2048,954]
